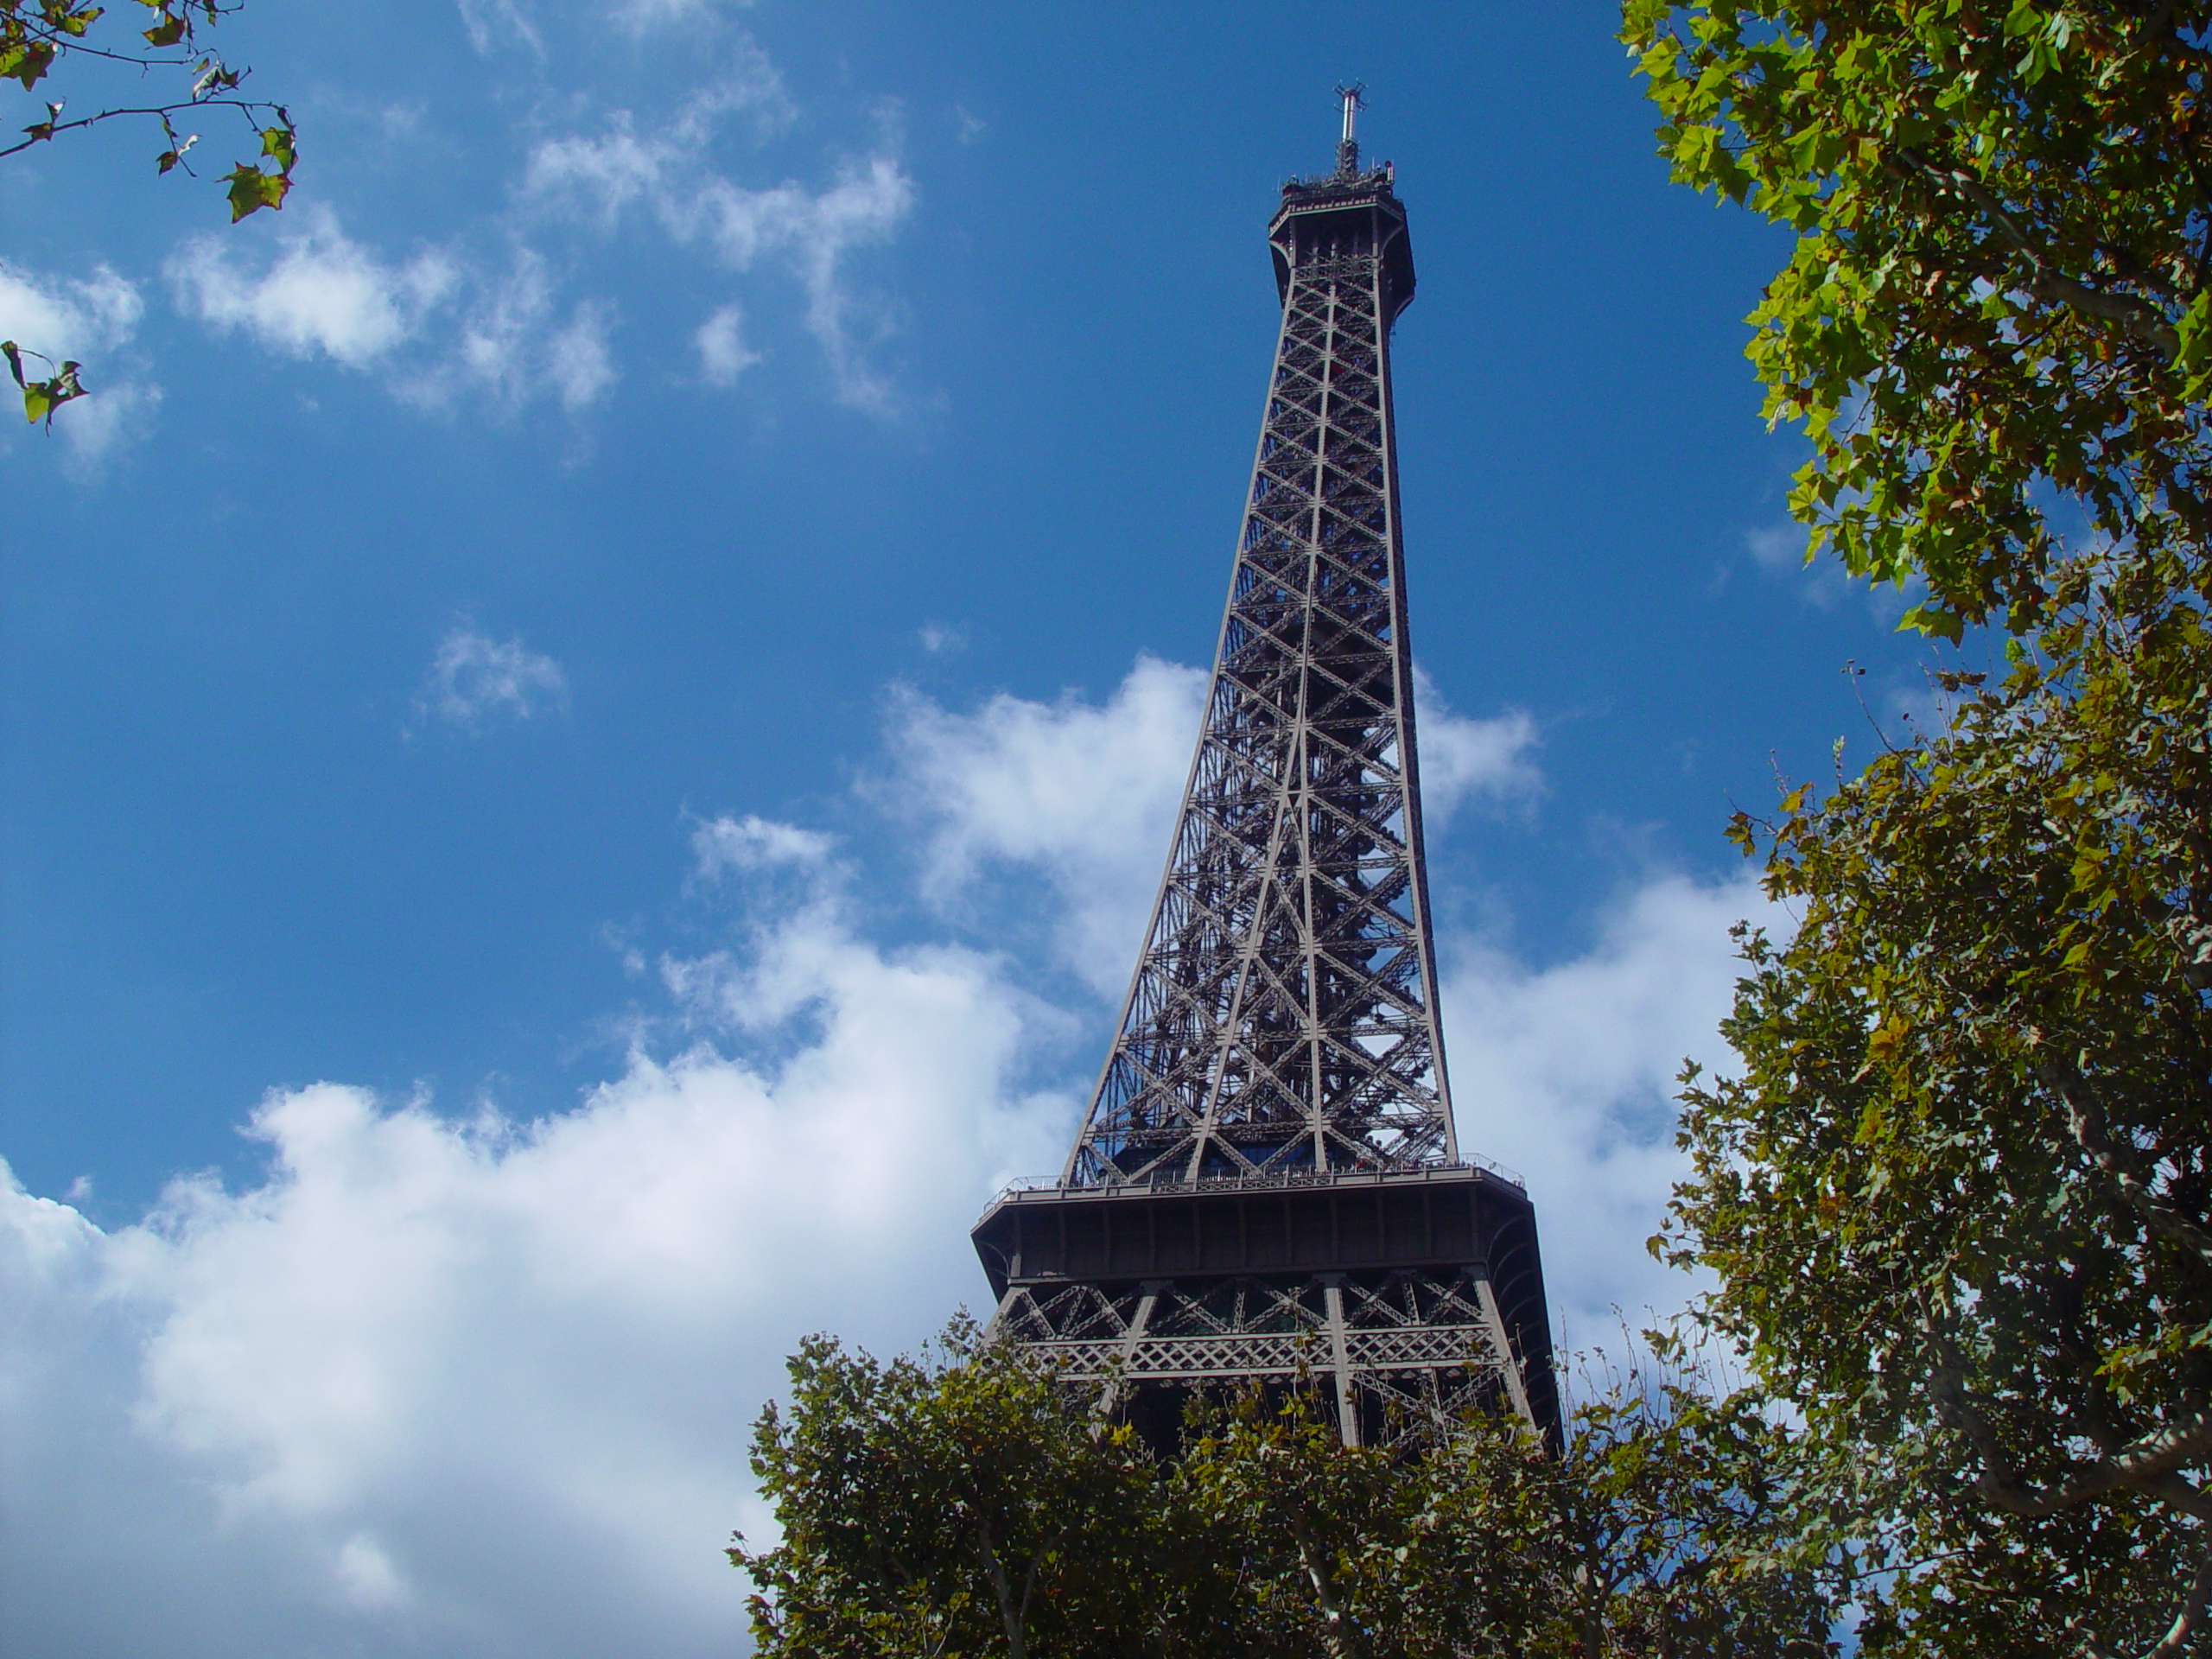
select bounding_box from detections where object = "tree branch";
[2036,1058,2212,1273]
[2122,1536,2212,1659]
[969,1517,1027,1659]
[1893,147,2185,359]
[1286,1511,1360,1659]
[0,96,274,160]
[1929,1332,2212,1520]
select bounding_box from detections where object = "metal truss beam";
[975,121,1559,1450]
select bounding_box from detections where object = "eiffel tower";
[973,92,1558,1448]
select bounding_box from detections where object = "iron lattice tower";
[973,93,1558,1447]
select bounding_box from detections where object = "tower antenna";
[1335,80,1365,173]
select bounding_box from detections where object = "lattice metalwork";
[1065,127,1446,1191]
[976,98,1560,1449]
[995,1268,1533,1448]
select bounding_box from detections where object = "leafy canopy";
[734,1319,1837,1659]
[1674,588,2212,1655]
[1623,1,2212,638]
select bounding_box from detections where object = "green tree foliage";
[3,0,295,423]
[1621,0,2212,639]
[1672,590,2212,1655]
[733,1318,1173,1659]
[734,1319,1835,1658]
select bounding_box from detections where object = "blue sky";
[3,3,1940,1656]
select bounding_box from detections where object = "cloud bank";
[0,658,1760,1659]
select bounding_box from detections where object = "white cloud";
[168,208,457,370]
[613,0,743,29]
[886,655,1209,996]
[887,657,1547,992]
[456,0,542,55]
[153,35,892,421]
[1745,524,1804,571]
[420,626,568,730]
[690,813,834,877]
[165,217,619,416]
[695,302,760,385]
[0,259,143,359]
[0,867,1068,1658]
[0,260,158,467]
[1441,873,1770,1338]
[0,662,1764,1659]
[882,658,1753,1332]
[1411,666,1541,827]
[524,100,912,411]
[52,376,165,474]
[545,298,619,410]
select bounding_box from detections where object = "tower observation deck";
[972,93,1558,1447]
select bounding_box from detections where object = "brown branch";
[969,1516,1028,1659]
[1929,1332,2212,1520]
[2135,1537,2212,1659]
[0,95,278,161]
[2146,1469,2212,1525]
[1286,1511,1361,1659]
[1894,147,2185,359]
[2037,1058,2212,1272]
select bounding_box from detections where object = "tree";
[1669,590,2212,1656]
[1525,1341,1837,1659]
[734,1319,1836,1658]
[3,0,296,423]
[1172,1382,1554,1659]
[1620,0,2212,639]
[733,1318,1178,1659]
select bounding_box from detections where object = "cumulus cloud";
[0,659,1763,1659]
[168,208,457,370]
[1442,873,1770,1338]
[885,655,1209,995]
[691,812,834,877]
[882,656,1753,1332]
[0,259,143,358]
[887,657,1547,992]
[0,259,158,467]
[0,867,1067,1658]
[165,215,621,415]
[420,625,568,730]
[154,32,899,419]
[1412,666,1541,827]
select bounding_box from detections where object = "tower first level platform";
[974,1165,1557,1446]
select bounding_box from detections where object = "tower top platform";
[1267,129,1414,317]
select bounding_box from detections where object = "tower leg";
[1096,1283,1163,1418]
[1471,1267,1536,1429]
[1321,1277,1361,1448]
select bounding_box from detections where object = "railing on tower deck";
[1280,162,1395,196]
[988,1154,1527,1208]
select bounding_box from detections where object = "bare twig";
[1,96,273,160]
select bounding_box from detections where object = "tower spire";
[971,108,1557,1452]
[1335,80,1363,175]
